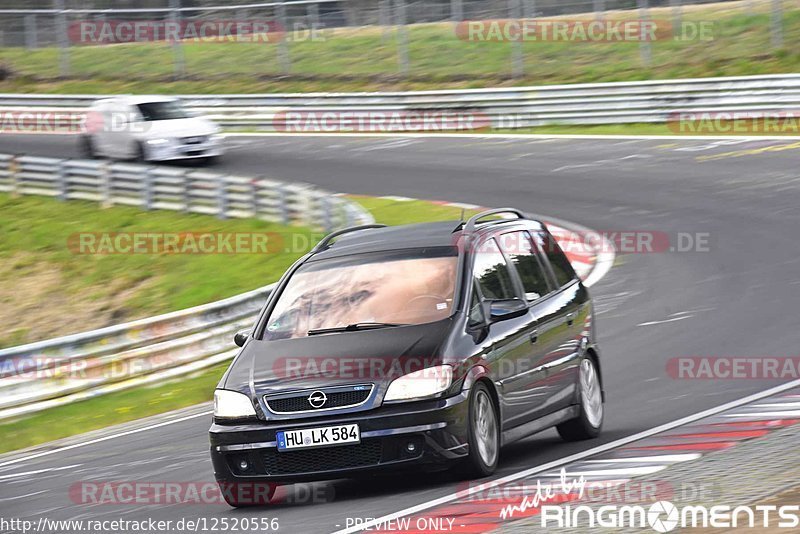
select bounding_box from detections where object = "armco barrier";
[0,155,373,421]
[0,74,799,130]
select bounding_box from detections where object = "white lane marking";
[723,411,800,418]
[0,411,211,469]
[330,377,800,534]
[540,465,668,477]
[755,402,800,408]
[0,464,81,481]
[225,132,800,141]
[637,315,693,327]
[583,454,702,464]
[0,490,48,502]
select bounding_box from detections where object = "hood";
[223,319,452,397]
[134,117,218,139]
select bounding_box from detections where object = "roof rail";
[310,224,387,254]
[463,208,526,233]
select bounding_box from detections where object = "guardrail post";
[217,175,228,219]
[593,0,605,20]
[638,0,652,66]
[54,0,70,76]
[250,179,259,218]
[322,195,332,232]
[56,160,67,201]
[670,0,682,33]
[771,0,783,48]
[277,184,290,225]
[522,0,536,20]
[379,0,392,42]
[182,171,190,213]
[451,0,463,21]
[9,156,19,198]
[395,0,409,76]
[100,162,112,208]
[144,167,154,210]
[24,14,38,50]
[276,1,292,75]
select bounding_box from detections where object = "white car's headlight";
[146,138,170,146]
[383,365,453,403]
[214,389,257,419]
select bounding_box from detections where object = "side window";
[534,230,577,287]
[473,238,517,300]
[497,231,551,301]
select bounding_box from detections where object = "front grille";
[265,385,372,414]
[261,440,382,475]
[181,135,207,145]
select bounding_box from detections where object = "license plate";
[276,423,360,452]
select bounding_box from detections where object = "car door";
[530,228,590,413]
[472,235,544,429]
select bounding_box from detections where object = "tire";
[204,155,220,165]
[457,382,500,478]
[557,357,604,441]
[135,141,148,162]
[218,481,277,508]
[79,136,96,159]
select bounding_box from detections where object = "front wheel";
[79,135,96,159]
[557,357,604,441]
[458,382,500,478]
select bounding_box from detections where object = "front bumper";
[210,391,470,484]
[146,137,224,161]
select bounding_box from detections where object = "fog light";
[238,459,250,471]
[406,442,417,453]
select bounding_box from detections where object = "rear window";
[264,247,458,340]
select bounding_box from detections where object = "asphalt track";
[2,134,800,533]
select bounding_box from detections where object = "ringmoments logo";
[541,501,800,531]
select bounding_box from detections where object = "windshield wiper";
[307,322,407,336]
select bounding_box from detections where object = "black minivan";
[210,209,604,506]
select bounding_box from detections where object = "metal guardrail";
[0,154,373,421]
[0,74,797,130]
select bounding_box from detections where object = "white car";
[79,95,224,164]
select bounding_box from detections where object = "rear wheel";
[78,136,96,159]
[218,481,277,508]
[458,382,500,478]
[557,357,603,441]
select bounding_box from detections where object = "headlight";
[146,138,170,146]
[383,365,453,403]
[214,389,257,419]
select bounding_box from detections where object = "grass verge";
[0,194,474,454]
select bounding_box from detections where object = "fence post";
[170,0,186,79]
[638,0,652,67]
[54,0,70,76]
[451,0,463,21]
[395,0,409,76]
[24,15,38,50]
[217,175,228,219]
[143,167,154,210]
[379,0,392,43]
[308,2,320,32]
[250,179,259,218]
[522,0,536,19]
[771,0,783,48]
[593,0,605,20]
[276,1,292,74]
[670,0,682,34]
[182,171,190,213]
[510,0,524,79]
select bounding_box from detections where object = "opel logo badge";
[308,391,327,408]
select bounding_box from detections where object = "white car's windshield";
[136,101,190,121]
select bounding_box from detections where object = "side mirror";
[233,329,250,347]
[488,299,527,322]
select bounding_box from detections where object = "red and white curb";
[333,381,800,534]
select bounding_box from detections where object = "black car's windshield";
[136,101,190,121]
[264,247,458,340]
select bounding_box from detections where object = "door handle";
[566,313,575,326]
[529,329,539,344]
